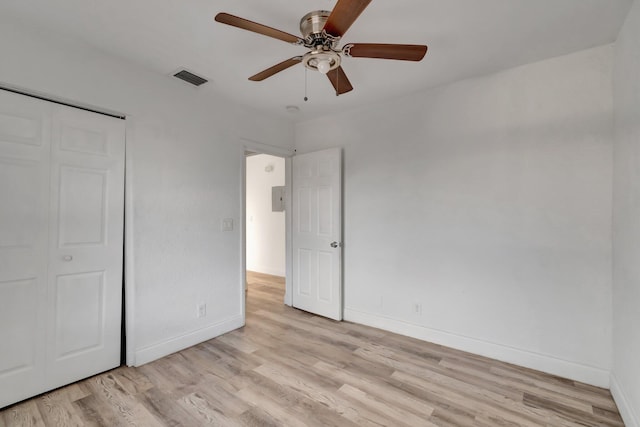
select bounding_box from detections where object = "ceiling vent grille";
[173,70,208,86]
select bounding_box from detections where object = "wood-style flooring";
[0,271,624,426]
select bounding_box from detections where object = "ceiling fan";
[215,0,428,96]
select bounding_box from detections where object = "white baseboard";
[133,314,244,366]
[611,373,639,427]
[344,308,610,388]
[247,266,285,277]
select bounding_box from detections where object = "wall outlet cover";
[197,303,207,318]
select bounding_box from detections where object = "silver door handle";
[330,242,342,248]
[63,255,73,261]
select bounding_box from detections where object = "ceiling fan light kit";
[303,50,341,75]
[214,0,428,96]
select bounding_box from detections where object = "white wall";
[246,154,286,277]
[0,17,294,365]
[295,46,614,387]
[612,1,640,425]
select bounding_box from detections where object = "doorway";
[245,152,287,309]
[241,141,294,321]
[240,144,343,322]
[246,153,286,278]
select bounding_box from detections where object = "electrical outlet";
[413,303,422,315]
[197,303,207,318]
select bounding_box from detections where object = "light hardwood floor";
[0,271,624,426]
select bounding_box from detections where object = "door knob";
[63,255,73,261]
[330,242,341,248]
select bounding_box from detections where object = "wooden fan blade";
[326,66,354,95]
[345,43,428,61]
[249,57,302,81]
[323,0,372,37]
[215,13,303,45]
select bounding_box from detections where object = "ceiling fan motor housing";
[300,10,331,39]
[300,11,341,48]
[300,10,342,73]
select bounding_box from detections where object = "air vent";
[173,69,208,86]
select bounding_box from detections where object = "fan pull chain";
[304,67,308,102]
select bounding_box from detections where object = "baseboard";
[133,314,244,366]
[247,265,285,277]
[611,373,639,427]
[344,308,610,388]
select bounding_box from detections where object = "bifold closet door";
[0,90,52,407]
[45,105,125,390]
[0,90,125,408]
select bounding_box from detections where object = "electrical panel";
[272,186,285,212]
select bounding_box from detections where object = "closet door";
[0,90,125,408]
[0,90,52,407]
[46,105,125,389]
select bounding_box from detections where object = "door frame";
[240,139,295,321]
[124,119,135,366]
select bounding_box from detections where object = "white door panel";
[0,91,51,406]
[57,166,108,247]
[292,148,342,321]
[0,90,125,407]
[46,106,124,389]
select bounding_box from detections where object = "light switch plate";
[222,218,234,231]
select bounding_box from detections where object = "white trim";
[241,138,295,158]
[247,266,286,278]
[611,373,639,427]
[240,146,247,321]
[124,119,136,366]
[134,315,244,366]
[284,157,293,307]
[344,308,611,388]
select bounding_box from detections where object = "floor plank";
[0,270,625,426]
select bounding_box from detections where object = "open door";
[292,148,342,320]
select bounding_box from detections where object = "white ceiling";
[0,0,632,122]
